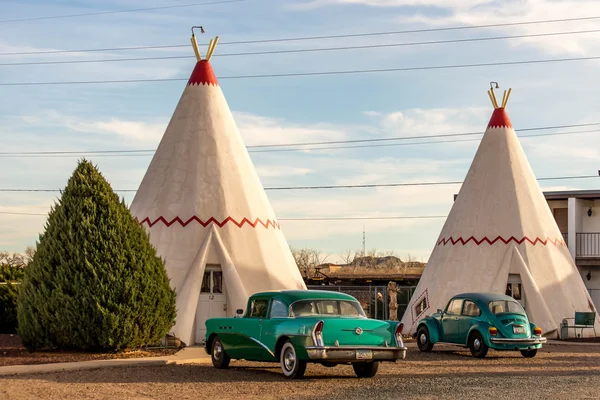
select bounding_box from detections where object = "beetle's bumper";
[490,337,547,344]
[489,336,546,350]
[304,345,407,362]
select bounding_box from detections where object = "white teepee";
[130,31,306,345]
[401,86,600,338]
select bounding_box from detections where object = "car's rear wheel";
[468,331,488,358]
[353,361,379,378]
[280,341,307,379]
[211,336,230,369]
[417,325,434,352]
[520,349,537,358]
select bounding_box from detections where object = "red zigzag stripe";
[437,236,566,246]
[138,216,280,230]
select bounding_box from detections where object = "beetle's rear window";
[290,300,366,318]
[488,300,526,315]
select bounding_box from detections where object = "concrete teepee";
[130,29,306,345]
[401,84,599,338]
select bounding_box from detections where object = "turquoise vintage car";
[205,290,407,379]
[414,292,547,358]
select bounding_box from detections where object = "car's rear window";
[488,300,525,315]
[290,299,366,318]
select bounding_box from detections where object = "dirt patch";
[0,334,179,367]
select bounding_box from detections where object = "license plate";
[513,325,525,334]
[356,350,373,360]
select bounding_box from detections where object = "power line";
[0,175,596,193]
[2,55,599,86]
[3,14,600,56]
[0,0,246,24]
[2,29,600,67]
[0,211,447,221]
[1,124,599,158]
[279,216,446,221]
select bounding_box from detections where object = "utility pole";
[362,225,366,256]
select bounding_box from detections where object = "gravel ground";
[2,343,600,400]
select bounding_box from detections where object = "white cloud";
[373,107,488,137]
[13,111,166,144]
[67,118,166,143]
[234,112,349,145]
[293,0,487,9]
[292,0,600,56]
[255,166,313,178]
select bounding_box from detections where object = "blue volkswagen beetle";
[414,292,547,358]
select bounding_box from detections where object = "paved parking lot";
[2,342,599,400]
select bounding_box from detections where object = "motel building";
[545,189,600,310]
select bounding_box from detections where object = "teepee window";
[415,297,428,315]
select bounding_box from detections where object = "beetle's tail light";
[312,320,324,347]
[395,323,404,347]
[489,327,498,336]
[533,326,542,336]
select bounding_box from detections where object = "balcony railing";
[576,233,600,257]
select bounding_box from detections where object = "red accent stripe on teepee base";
[487,107,512,129]
[188,60,218,86]
[137,216,280,230]
[437,236,566,247]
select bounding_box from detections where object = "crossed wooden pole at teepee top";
[487,81,512,109]
[190,26,219,62]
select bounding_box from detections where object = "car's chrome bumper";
[305,345,407,362]
[490,337,547,344]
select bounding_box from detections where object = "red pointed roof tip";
[487,107,512,129]
[188,60,219,87]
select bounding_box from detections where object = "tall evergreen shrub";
[0,264,24,334]
[17,159,176,351]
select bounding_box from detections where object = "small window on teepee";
[415,297,428,315]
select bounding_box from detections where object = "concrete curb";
[0,358,169,376]
[0,354,212,376]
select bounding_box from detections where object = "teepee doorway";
[506,274,526,309]
[196,264,228,343]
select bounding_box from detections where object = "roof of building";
[455,189,600,202]
[543,189,600,201]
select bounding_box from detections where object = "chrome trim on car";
[305,345,407,362]
[395,333,404,348]
[248,337,276,357]
[490,337,547,344]
[311,320,325,346]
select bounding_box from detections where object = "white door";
[506,274,526,309]
[195,265,227,343]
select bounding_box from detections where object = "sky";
[2,0,600,262]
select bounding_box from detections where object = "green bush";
[0,284,19,334]
[17,159,176,351]
[0,264,24,334]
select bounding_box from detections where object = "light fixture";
[588,207,593,217]
[587,272,592,281]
